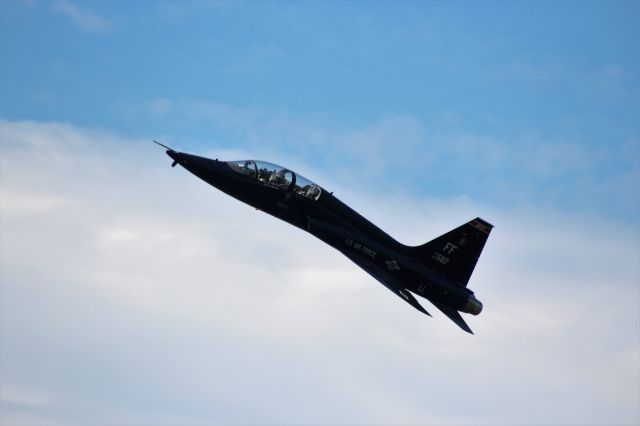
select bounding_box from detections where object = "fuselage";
[169,151,479,317]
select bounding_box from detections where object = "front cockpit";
[227,160,323,201]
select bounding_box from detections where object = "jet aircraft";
[156,141,493,333]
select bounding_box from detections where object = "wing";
[306,216,430,317]
[342,251,431,317]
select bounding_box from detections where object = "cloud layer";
[1,119,639,425]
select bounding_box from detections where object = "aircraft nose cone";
[166,150,182,167]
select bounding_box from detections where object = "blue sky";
[1,1,639,425]
[2,0,639,219]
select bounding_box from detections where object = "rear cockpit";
[227,160,322,200]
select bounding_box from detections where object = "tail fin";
[408,218,493,287]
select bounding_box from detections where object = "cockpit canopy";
[227,160,322,200]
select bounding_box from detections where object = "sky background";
[1,1,639,425]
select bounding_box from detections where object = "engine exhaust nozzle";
[462,295,483,315]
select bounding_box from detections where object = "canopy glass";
[227,160,322,200]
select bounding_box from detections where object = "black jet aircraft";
[156,141,493,333]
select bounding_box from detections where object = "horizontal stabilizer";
[430,299,473,334]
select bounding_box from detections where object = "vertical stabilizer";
[408,218,493,287]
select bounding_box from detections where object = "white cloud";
[0,190,75,215]
[52,0,110,33]
[0,119,638,425]
[0,385,51,407]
